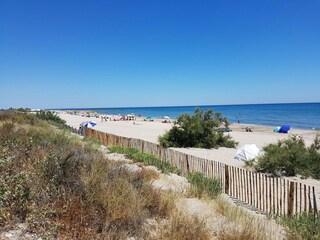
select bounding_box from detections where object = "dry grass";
[141,167,160,181]
[156,211,211,240]
[213,195,283,240]
[0,112,180,239]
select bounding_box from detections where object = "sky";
[0,0,319,109]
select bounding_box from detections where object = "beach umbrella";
[80,121,97,128]
[163,116,170,119]
[234,144,259,161]
[279,125,290,133]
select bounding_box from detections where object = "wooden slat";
[236,168,240,200]
[299,183,302,213]
[246,170,249,204]
[272,177,275,214]
[295,182,298,214]
[262,174,265,212]
[308,186,312,212]
[249,171,252,205]
[265,175,268,213]
[313,186,318,213]
[304,184,307,212]
[288,181,295,216]
[225,165,229,194]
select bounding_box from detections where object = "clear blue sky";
[0,0,319,109]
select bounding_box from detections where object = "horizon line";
[50,101,320,110]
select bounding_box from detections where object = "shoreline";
[54,110,320,132]
[57,111,319,155]
[52,103,320,131]
[58,111,320,191]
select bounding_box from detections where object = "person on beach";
[245,127,252,132]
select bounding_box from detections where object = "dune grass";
[156,211,211,240]
[213,195,283,240]
[108,145,181,174]
[108,146,223,198]
[186,171,222,198]
[275,212,320,240]
[0,112,181,239]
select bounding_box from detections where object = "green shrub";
[307,136,320,179]
[256,136,320,178]
[158,109,237,149]
[276,212,320,240]
[36,110,66,128]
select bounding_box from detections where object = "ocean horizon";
[56,102,320,130]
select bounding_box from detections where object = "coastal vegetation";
[255,135,320,179]
[0,111,210,238]
[108,146,222,198]
[108,146,181,174]
[36,110,66,128]
[159,109,237,149]
[1,110,317,239]
[186,172,222,198]
[276,213,320,240]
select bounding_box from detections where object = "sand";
[58,112,319,168]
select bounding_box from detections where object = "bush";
[158,109,237,149]
[36,110,66,128]
[256,136,320,178]
[276,212,320,240]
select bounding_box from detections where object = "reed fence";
[85,128,319,216]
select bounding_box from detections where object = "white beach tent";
[234,144,259,161]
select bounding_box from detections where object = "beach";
[58,111,319,169]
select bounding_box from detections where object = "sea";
[60,102,320,130]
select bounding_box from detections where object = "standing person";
[237,113,241,124]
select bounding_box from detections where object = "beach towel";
[274,126,281,132]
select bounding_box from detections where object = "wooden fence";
[85,128,319,216]
[67,125,82,135]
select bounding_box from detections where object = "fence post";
[186,155,190,172]
[288,181,295,216]
[313,187,318,213]
[225,166,229,194]
[308,186,312,212]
